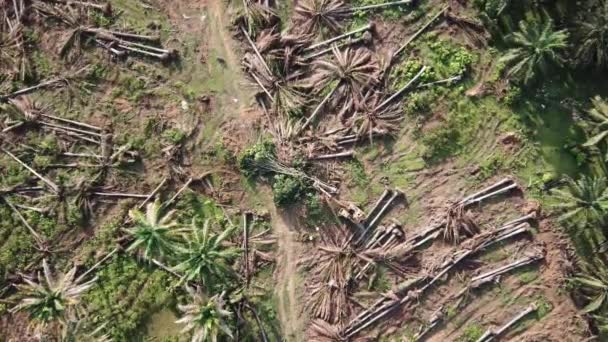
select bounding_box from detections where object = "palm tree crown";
[582,96,608,147]
[172,219,240,288]
[572,259,608,314]
[574,0,608,70]
[500,16,569,84]
[125,199,183,260]
[11,260,97,328]
[176,287,234,342]
[551,175,608,230]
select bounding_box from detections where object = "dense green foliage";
[238,140,277,178]
[271,174,309,206]
[574,0,608,70]
[500,16,569,84]
[83,256,173,340]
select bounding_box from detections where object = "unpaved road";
[268,199,306,341]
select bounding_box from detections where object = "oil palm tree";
[500,16,569,84]
[10,260,97,332]
[551,175,608,227]
[572,259,608,313]
[124,199,184,260]
[582,96,608,147]
[574,0,608,70]
[551,175,608,249]
[176,287,234,342]
[172,219,240,289]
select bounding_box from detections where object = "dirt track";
[269,198,307,341]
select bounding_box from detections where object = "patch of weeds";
[346,159,369,188]
[111,74,147,101]
[535,296,553,319]
[32,155,52,169]
[39,134,59,154]
[517,267,539,285]
[425,39,476,78]
[477,153,505,180]
[211,141,235,164]
[404,90,435,118]
[457,322,485,342]
[272,174,309,207]
[421,121,461,162]
[86,63,108,84]
[390,59,437,91]
[446,304,458,319]
[304,193,334,227]
[162,128,187,145]
[31,50,54,79]
[83,255,174,340]
[369,267,391,292]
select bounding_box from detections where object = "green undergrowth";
[84,255,175,340]
[457,322,485,342]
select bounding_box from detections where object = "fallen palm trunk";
[243,212,250,286]
[342,223,532,338]
[96,39,127,58]
[165,177,193,206]
[0,77,66,102]
[298,84,339,134]
[310,150,354,160]
[475,304,537,342]
[41,126,101,144]
[303,23,373,52]
[375,66,427,112]
[91,29,159,42]
[39,113,101,131]
[47,0,113,16]
[74,247,119,283]
[414,251,544,340]
[136,177,167,210]
[91,192,149,199]
[364,189,391,223]
[240,25,272,75]
[458,178,515,206]
[392,6,449,59]
[346,0,413,13]
[1,197,45,248]
[40,121,101,136]
[356,189,403,244]
[1,148,59,193]
[83,29,174,60]
[302,36,365,61]
[416,74,463,89]
[355,223,403,280]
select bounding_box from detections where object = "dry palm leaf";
[444,204,480,244]
[308,319,344,342]
[305,226,357,325]
[349,93,402,142]
[294,0,349,34]
[240,0,279,36]
[311,46,380,116]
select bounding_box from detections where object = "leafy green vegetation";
[272,174,309,206]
